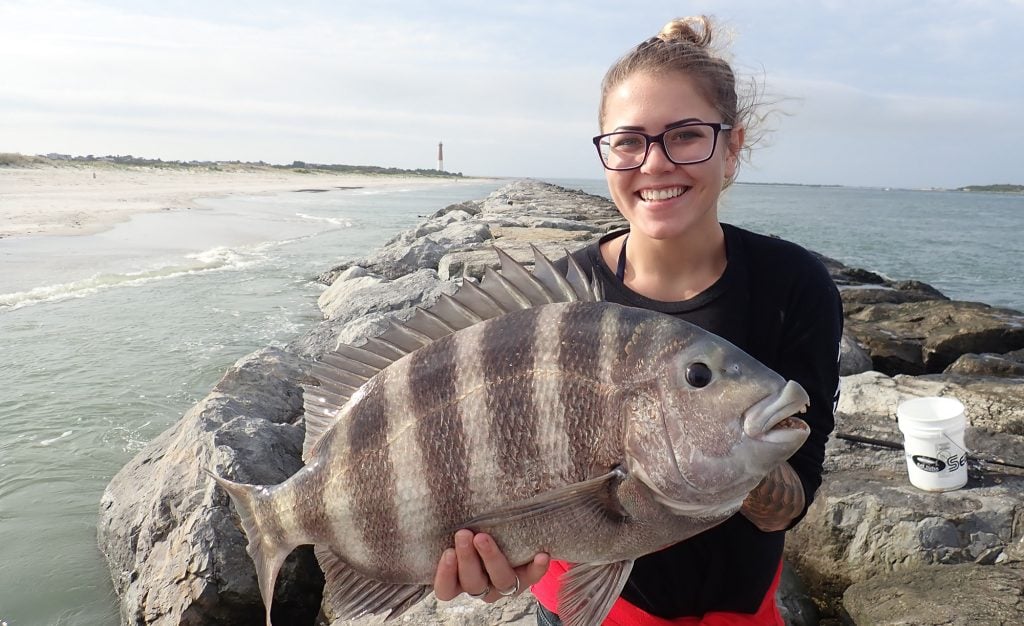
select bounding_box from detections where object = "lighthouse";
[437,142,444,172]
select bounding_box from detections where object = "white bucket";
[896,396,968,492]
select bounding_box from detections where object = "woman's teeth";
[639,187,688,201]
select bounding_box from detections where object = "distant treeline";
[957,184,1024,193]
[1,152,462,177]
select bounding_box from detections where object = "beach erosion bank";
[0,160,475,239]
[95,180,1024,626]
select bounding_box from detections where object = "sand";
[0,163,464,238]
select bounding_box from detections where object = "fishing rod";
[834,432,1024,471]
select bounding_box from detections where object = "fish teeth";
[639,187,687,201]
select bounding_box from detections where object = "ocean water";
[0,178,1020,625]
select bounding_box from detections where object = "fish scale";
[210,246,811,626]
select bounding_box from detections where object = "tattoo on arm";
[740,462,805,532]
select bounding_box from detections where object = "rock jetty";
[98,180,1024,625]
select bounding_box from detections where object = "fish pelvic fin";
[314,545,430,621]
[558,560,635,626]
[206,470,292,626]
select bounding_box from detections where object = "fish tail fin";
[206,470,290,626]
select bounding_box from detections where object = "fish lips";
[742,380,811,446]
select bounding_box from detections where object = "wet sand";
[0,163,461,238]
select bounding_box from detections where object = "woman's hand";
[740,462,806,532]
[433,529,550,603]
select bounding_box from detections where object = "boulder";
[844,300,1024,375]
[97,348,323,626]
[838,370,1024,434]
[841,563,1024,625]
[944,349,1024,378]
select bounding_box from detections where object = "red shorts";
[531,558,784,626]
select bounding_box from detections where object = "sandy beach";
[0,161,465,238]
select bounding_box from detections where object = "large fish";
[210,247,810,626]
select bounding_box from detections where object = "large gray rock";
[845,300,1024,375]
[945,348,1024,378]
[842,563,1024,625]
[97,348,322,626]
[838,370,1024,434]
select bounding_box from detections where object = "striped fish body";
[211,248,811,626]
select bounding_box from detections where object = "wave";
[295,212,354,228]
[0,246,264,312]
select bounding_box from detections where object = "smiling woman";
[433,15,845,626]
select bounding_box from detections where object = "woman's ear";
[725,125,745,180]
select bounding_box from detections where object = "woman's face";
[601,71,742,241]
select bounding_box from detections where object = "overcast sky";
[2,0,1021,188]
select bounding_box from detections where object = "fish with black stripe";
[209,246,810,626]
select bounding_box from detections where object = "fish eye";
[685,362,713,388]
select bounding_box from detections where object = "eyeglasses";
[593,122,733,171]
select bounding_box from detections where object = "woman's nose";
[640,141,675,174]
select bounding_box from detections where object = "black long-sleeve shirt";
[556,223,843,618]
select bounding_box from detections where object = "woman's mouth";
[638,186,690,201]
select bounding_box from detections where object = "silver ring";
[467,584,491,599]
[497,574,521,597]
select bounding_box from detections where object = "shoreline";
[0,163,479,239]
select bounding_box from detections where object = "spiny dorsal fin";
[301,246,600,460]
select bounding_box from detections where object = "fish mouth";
[743,380,811,444]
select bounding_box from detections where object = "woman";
[434,15,843,626]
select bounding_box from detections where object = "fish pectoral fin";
[314,545,430,621]
[558,560,635,626]
[454,466,629,535]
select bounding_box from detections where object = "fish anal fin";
[314,545,430,621]
[453,467,628,537]
[558,560,635,626]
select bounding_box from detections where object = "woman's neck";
[602,223,727,302]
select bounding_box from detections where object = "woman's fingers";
[454,529,492,598]
[432,548,460,601]
[434,530,552,603]
[474,533,550,600]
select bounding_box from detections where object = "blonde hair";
[599,16,762,181]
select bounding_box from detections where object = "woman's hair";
[599,15,762,175]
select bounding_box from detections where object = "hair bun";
[656,15,713,47]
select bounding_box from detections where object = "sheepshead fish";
[210,247,810,626]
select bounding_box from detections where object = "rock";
[841,563,1024,625]
[97,348,323,626]
[845,300,1024,375]
[329,593,537,626]
[294,269,456,358]
[838,370,1024,434]
[840,332,873,376]
[945,349,1024,378]
[430,199,482,218]
[776,561,820,626]
[839,281,948,311]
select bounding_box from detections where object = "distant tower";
[437,142,444,172]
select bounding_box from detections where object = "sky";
[1,0,1022,188]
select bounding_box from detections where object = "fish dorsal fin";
[314,545,430,621]
[301,246,600,460]
[451,466,628,535]
[558,560,635,626]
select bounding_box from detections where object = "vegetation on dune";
[956,184,1024,193]
[0,152,463,177]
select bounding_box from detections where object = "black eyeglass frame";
[592,122,734,171]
